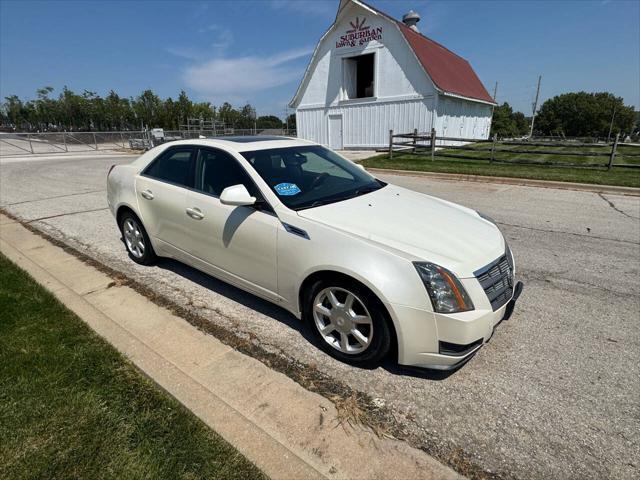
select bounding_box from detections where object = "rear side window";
[143,148,193,187]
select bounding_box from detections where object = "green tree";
[58,86,87,130]
[237,104,256,129]
[256,115,284,129]
[513,111,528,135]
[0,87,288,133]
[163,97,177,129]
[285,113,296,130]
[490,102,529,138]
[82,90,101,130]
[217,102,239,127]
[104,90,133,130]
[3,95,26,129]
[535,92,635,137]
[175,90,193,127]
[192,101,216,124]
[34,86,56,130]
[133,90,163,128]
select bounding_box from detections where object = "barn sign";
[335,17,382,48]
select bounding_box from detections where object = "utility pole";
[489,82,498,138]
[607,105,617,143]
[529,75,542,138]
[284,105,289,132]
[491,81,499,119]
[248,104,256,135]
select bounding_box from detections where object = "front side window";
[195,148,261,198]
[241,146,385,210]
[143,148,193,187]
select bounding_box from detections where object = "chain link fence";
[0,129,297,156]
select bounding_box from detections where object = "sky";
[1,0,638,118]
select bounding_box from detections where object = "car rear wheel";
[303,278,391,367]
[119,212,157,265]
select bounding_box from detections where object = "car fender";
[277,215,432,349]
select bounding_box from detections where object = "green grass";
[362,143,640,188]
[0,254,266,480]
[434,142,640,166]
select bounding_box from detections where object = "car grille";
[475,249,514,311]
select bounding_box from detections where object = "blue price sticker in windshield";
[274,183,301,196]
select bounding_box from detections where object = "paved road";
[2,154,639,479]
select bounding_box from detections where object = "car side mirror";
[220,184,256,206]
[355,163,366,171]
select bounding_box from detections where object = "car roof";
[162,136,316,153]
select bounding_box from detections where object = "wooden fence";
[388,129,640,170]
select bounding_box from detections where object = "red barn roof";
[353,0,495,104]
[397,22,495,104]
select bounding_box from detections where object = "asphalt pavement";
[1,153,638,479]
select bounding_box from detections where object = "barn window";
[343,53,375,99]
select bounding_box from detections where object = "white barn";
[289,0,496,149]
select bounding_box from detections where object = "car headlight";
[413,262,474,313]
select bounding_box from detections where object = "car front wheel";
[303,278,391,368]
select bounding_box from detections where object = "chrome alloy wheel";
[312,287,373,354]
[123,218,145,259]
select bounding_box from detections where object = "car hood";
[297,184,505,278]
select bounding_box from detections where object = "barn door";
[328,115,343,150]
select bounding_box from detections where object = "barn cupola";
[402,10,420,32]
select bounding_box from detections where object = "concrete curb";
[0,214,461,480]
[365,167,640,196]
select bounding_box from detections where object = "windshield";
[241,145,385,210]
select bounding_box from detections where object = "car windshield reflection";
[241,146,385,210]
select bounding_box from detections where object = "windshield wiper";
[353,181,386,197]
[307,200,330,208]
[294,199,333,210]
[353,186,378,196]
[295,182,386,211]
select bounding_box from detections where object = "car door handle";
[186,207,204,220]
[140,189,154,200]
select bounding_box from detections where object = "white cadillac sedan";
[107,136,522,370]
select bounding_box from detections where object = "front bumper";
[389,281,523,370]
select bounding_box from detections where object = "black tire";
[302,276,391,368]
[119,211,157,265]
